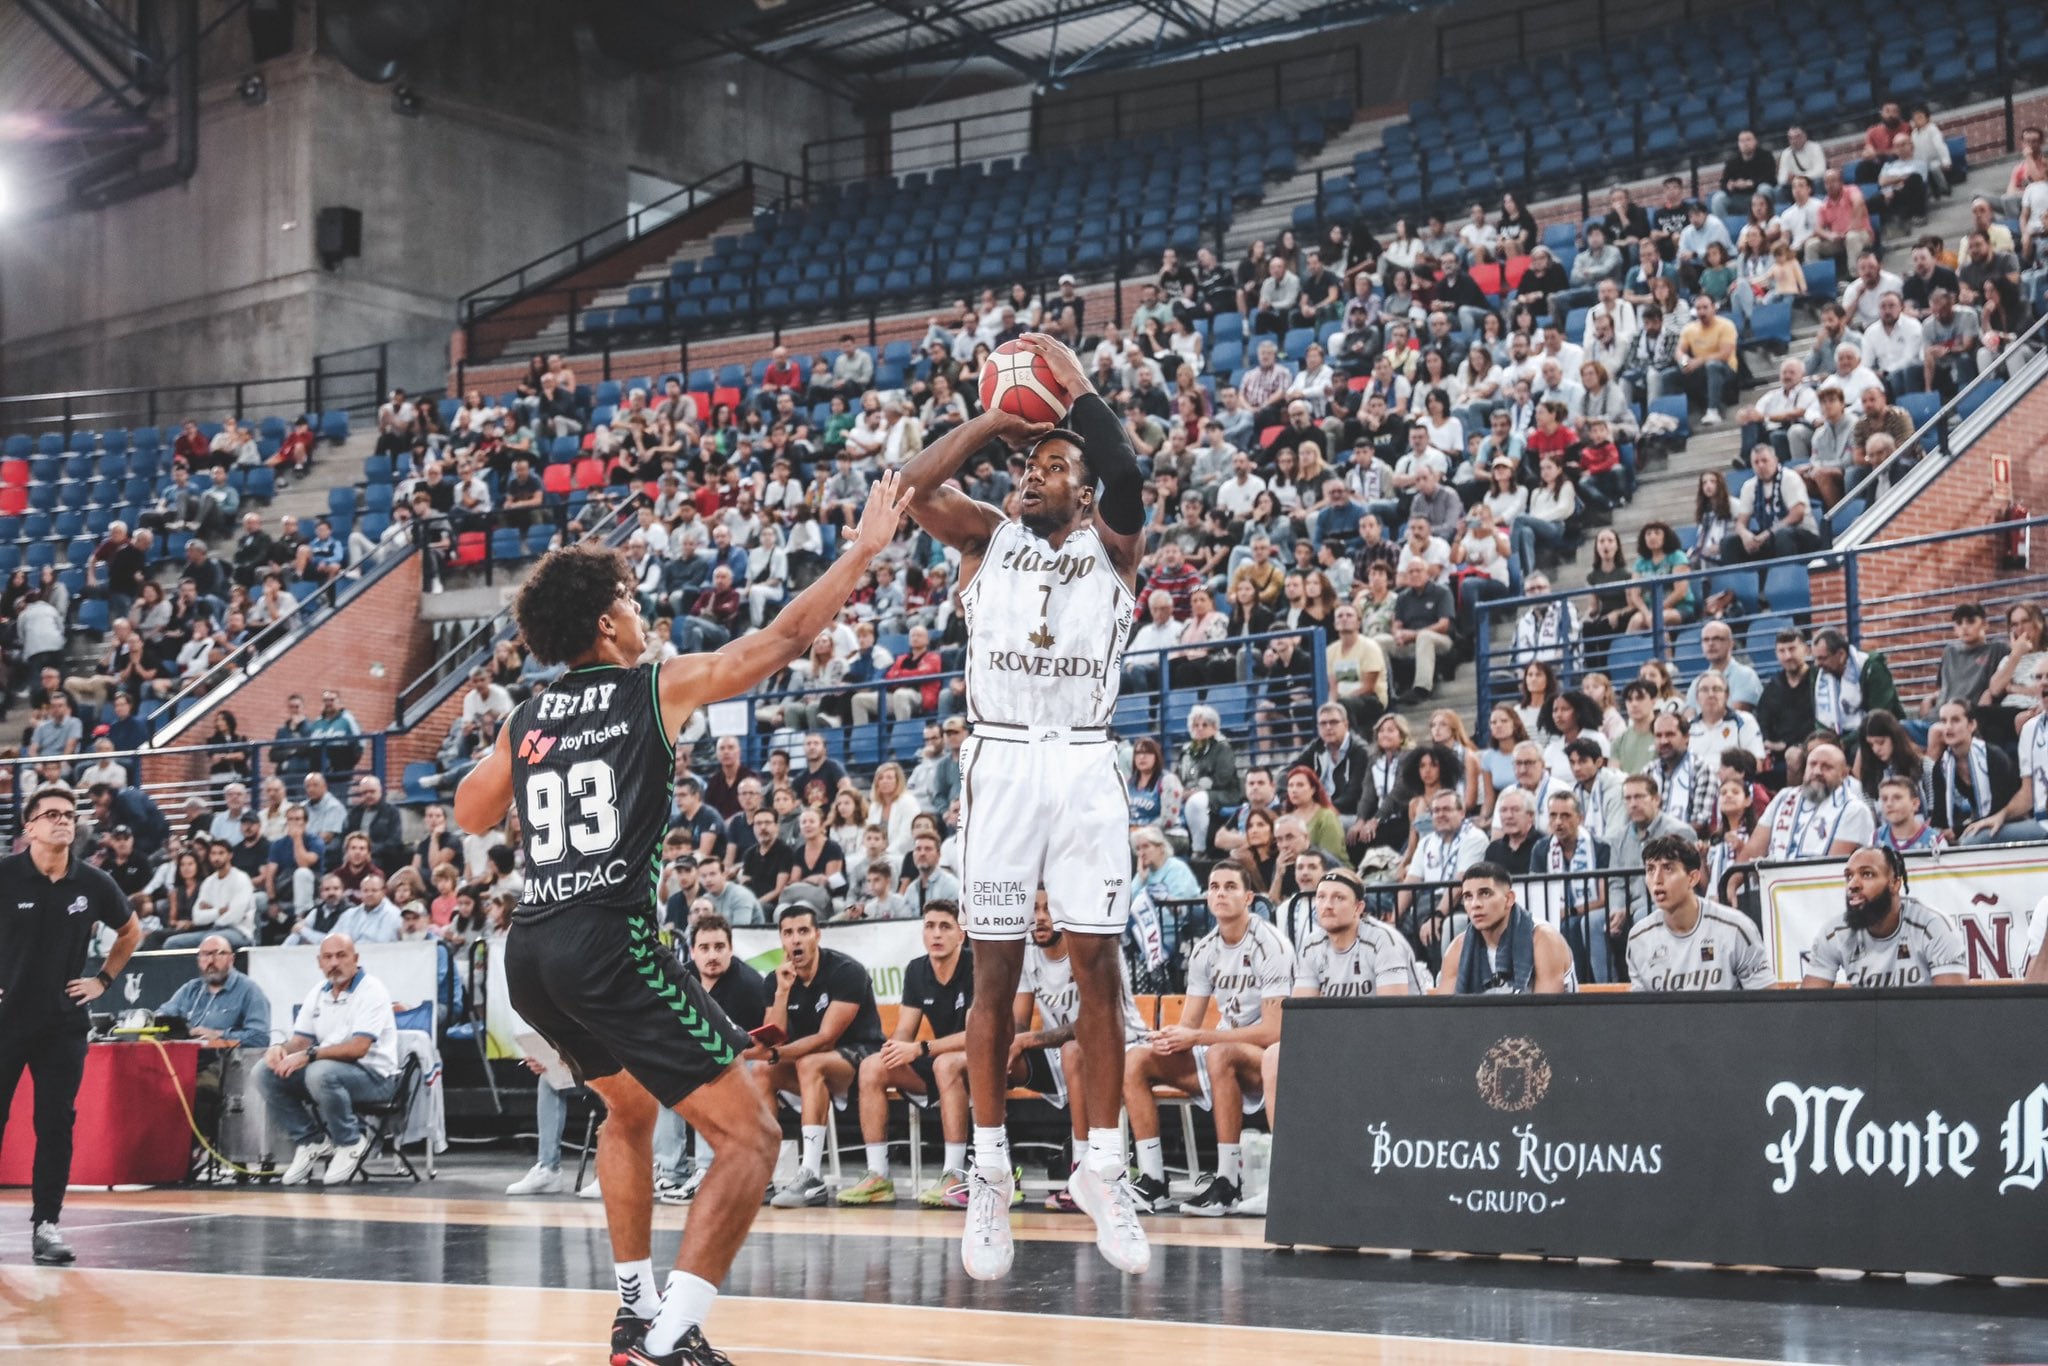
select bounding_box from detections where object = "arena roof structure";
[680,0,1444,87]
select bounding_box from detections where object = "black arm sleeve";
[1068,392,1145,536]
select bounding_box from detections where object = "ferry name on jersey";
[996,539,1098,585]
[531,681,619,722]
[1321,955,1377,999]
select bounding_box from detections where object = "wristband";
[94,970,112,989]
[767,1046,781,1065]
[919,1039,932,1059]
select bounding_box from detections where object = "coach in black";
[0,782,141,1266]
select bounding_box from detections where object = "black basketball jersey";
[508,661,674,920]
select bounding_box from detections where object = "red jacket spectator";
[1525,422,1578,464]
[276,422,316,472]
[882,647,945,712]
[1142,559,1203,619]
[173,424,210,470]
[1577,438,1621,476]
[762,358,802,392]
[691,584,743,632]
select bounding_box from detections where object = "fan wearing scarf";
[1435,862,1576,994]
[1810,629,1901,750]
[1798,848,1967,988]
[1964,708,2048,846]
[1743,741,1875,861]
[1923,700,2017,844]
[1510,572,1583,675]
[1525,789,1616,983]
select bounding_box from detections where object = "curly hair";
[512,542,637,666]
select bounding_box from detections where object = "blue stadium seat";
[1898,391,1942,430]
[76,599,109,634]
[244,468,275,502]
[489,528,524,561]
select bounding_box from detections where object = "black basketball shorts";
[505,906,752,1109]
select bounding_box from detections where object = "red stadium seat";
[686,392,711,422]
[1258,424,1283,448]
[451,531,487,568]
[572,457,607,490]
[0,486,24,515]
[0,458,27,487]
[711,385,742,412]
[541,464,573,496]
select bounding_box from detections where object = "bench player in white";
[1008,891,1151,1212]
[1123,862,1293,1217]
[1246,867,1421,1216]
[1799,847,1967,988]
[898,333,1152,1279]
[1627,835,1773,991]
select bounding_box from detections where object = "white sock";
[800,1126,826,1178]
[865,1143,890,1177]
[973,1124,1010,1174]
[1135,1137,1165,1182]
[644,1270,718,1355]
[943,1140,968,1173]
[1217,1143,1242,1185]
[614,1258,658,1318]
[1086,1127,1126,1181]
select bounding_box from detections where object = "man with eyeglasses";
[0,783,142,1265]
[155,934,273,1163]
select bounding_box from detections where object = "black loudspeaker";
[247,0,296,62]
[317,206,362,269]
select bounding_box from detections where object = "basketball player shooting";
[454,473,913,1366]
[899,332,1152,1280]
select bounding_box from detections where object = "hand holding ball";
[979,340,1071,424]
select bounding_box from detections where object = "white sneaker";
[678,1166,708,1200]
[1070,1163,1152,1275]
[578,1177,603,1200]
[506,1163,568,1196]
[1700,408,1722,427]
[960,1167,1015,1281]
[323,1134,373,1185]
[280,1140,332,1186]
[1236,1186,1269,1217]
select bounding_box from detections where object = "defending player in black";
[455,472,913,1366]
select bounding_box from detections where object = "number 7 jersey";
[508,662,673,920]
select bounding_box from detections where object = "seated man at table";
[1434,862,1577,994]
[156,934,273,1153]
[256,932,400,1186]
[1122,862,1292,1217]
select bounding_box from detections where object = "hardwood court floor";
[2,1167,2046,1364]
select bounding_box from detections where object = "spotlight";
[391,84,422,117]
[238,73,268,106]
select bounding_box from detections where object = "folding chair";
[350,1052,426,1182]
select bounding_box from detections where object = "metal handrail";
[143,532,424,745]
[392,494,646,728]
[1472,511,2048,726]
[1830,309,2048,520]
[456,161,803,318]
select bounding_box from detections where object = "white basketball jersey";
[960,519,1134,727]
[1020,942,1149,1043]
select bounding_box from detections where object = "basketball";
[978,340,1070,424]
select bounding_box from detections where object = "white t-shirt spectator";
[1861,315,1924,374]
[1396,535,1451,580]
[291,969,400,1079]
[194,866,257,941]
[461,683,514,728]
[1214,473,1269,518]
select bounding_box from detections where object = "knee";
[933,1052,968,1085]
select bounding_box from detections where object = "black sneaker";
[610,1306,650,1366]
[627,1325,733,1365]
[1126,1172,1171,1213]
[1178,1174,1241,1217]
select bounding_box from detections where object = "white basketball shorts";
[958,723,1131,941]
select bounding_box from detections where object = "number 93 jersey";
[508,662,672,919]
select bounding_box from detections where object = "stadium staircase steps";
[1451,161,2010,717]
[1226,113,1399,254]
[515,208,760,357]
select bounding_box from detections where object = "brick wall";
[137,554,435,792]
[1802,356,2048,684]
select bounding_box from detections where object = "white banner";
[246,941,440,1032]
[481,919,930,1061]
[1757,841,2048,982]
[732,919,926,1005]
